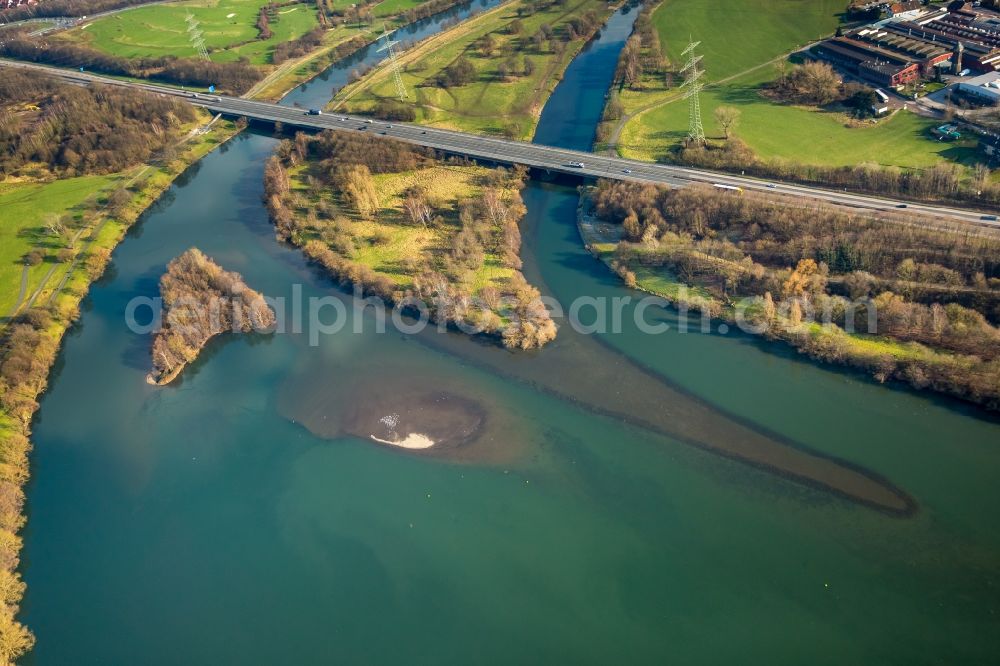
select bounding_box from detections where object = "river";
[19,4,1000,664]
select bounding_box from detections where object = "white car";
[570,161,585,168]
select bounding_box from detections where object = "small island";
[149,248,276,386]
[264,131,556,349]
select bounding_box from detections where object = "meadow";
[57,0,321,65]
[613,0,981,170]
[618,70,980,168]
[333,0,614,139]
[0,116,232,327]
[372,0,424,18]
[291,162,514,291]
[651,0,844,81]
[0,176,116,317]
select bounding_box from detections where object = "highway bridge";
[2,59,997,227]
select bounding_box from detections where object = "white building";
[954,71,1000,105]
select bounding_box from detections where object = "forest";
[0,69,198,177]
[0,0,157,21]
[0,37,264,94]
[150,249,276,385]
[264,131,556,349]
[587,180,1000,409]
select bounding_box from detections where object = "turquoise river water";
[18,4,1000,664]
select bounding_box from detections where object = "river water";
[20,4,1000,664]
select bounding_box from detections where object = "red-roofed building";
[814,37,921,88]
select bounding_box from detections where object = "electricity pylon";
[680,39,705,144]
[376,24,409,101]
[186,13,210,61]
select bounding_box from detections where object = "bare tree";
[714,106,741,139]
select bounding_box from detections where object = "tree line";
[615,0,667,91]
[587,180,1000,409]
[0,37,264,94]
[0,69,197,177]
[0,0,156,21]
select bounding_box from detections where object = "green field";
[614,0,986,170]
[290,162,516,292]
[0,176,117,317]
[372,0,424,18]
[334,0,613,139]
[619,69,980,167]
[652,0,843,82]
[59,0,321,65]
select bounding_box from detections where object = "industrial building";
[953,71,1000,105]
[851,25,954,75]
[813,37,921,88]
[818,3,1000,84]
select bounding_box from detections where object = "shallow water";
[19,4,1000,664]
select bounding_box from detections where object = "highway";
[2,59,997,227]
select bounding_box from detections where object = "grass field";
[333,0,614,139]
[613,0,986,170]
[372,0,424,18]
[58,0,321,65]
[618,69,981,167]
[0,115,232,325]
[0,176,118,316]
[292,163,515,292]
[652,0,843,82]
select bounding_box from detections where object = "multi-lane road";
[2,59,997,227]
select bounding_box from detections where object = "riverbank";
[331,0,617,139]
[576,184,1000,411]
[247,0,483,101]
[0,108,238,661]
[1,3,520,657]
[18,1,1000,661]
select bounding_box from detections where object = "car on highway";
[766,183,777,189]
[896,204,908,209]
[307,108,322,115]
[982,215,998,221]
[569,161,585,168]
[623,169,632,174]
[365,119,373,124]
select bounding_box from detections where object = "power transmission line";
[680,38,705,144]
[186,13,210,61]
[376,24,409,101]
